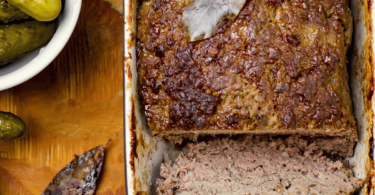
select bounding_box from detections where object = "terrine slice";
[156,136,362,195]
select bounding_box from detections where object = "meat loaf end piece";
[156,136,362,195]
[137,0,356,139]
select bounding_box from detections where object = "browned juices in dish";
[136,0,355,140]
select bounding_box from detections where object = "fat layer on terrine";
[137,0,356,139]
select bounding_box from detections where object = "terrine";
[156,136,363,195]
[124,0,375,193]
[136,0,357,140]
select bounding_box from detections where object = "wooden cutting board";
[0,0,125,194]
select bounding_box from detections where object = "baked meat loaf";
[156,136,362,195]
[137,0,356,139]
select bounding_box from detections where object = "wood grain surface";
[0,0,125,194]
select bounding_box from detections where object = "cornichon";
[7,0,61,21]
[0,20,56,66]
[0,0,30,23]
[0,111,25,139]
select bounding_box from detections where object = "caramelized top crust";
[137,0,355,135]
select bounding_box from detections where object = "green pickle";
[0,20,56,66]
[0,111,25,139]
[0,0,30,23]
[7,0,61,21]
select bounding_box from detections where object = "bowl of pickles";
[0,0,81,91]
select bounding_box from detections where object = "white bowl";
[0,0,82,91]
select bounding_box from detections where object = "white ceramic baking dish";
[124,0,375,194]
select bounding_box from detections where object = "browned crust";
[137,0,357,139]
[366,0,375,192]
[128,95,137,193]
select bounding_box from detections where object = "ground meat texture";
[137,0,356,139]
[156,136,362,195]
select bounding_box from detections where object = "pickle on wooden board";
[0,0,30,23]
[0,111,25,139]
[7,0,61,21]
[0,20,56,66]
